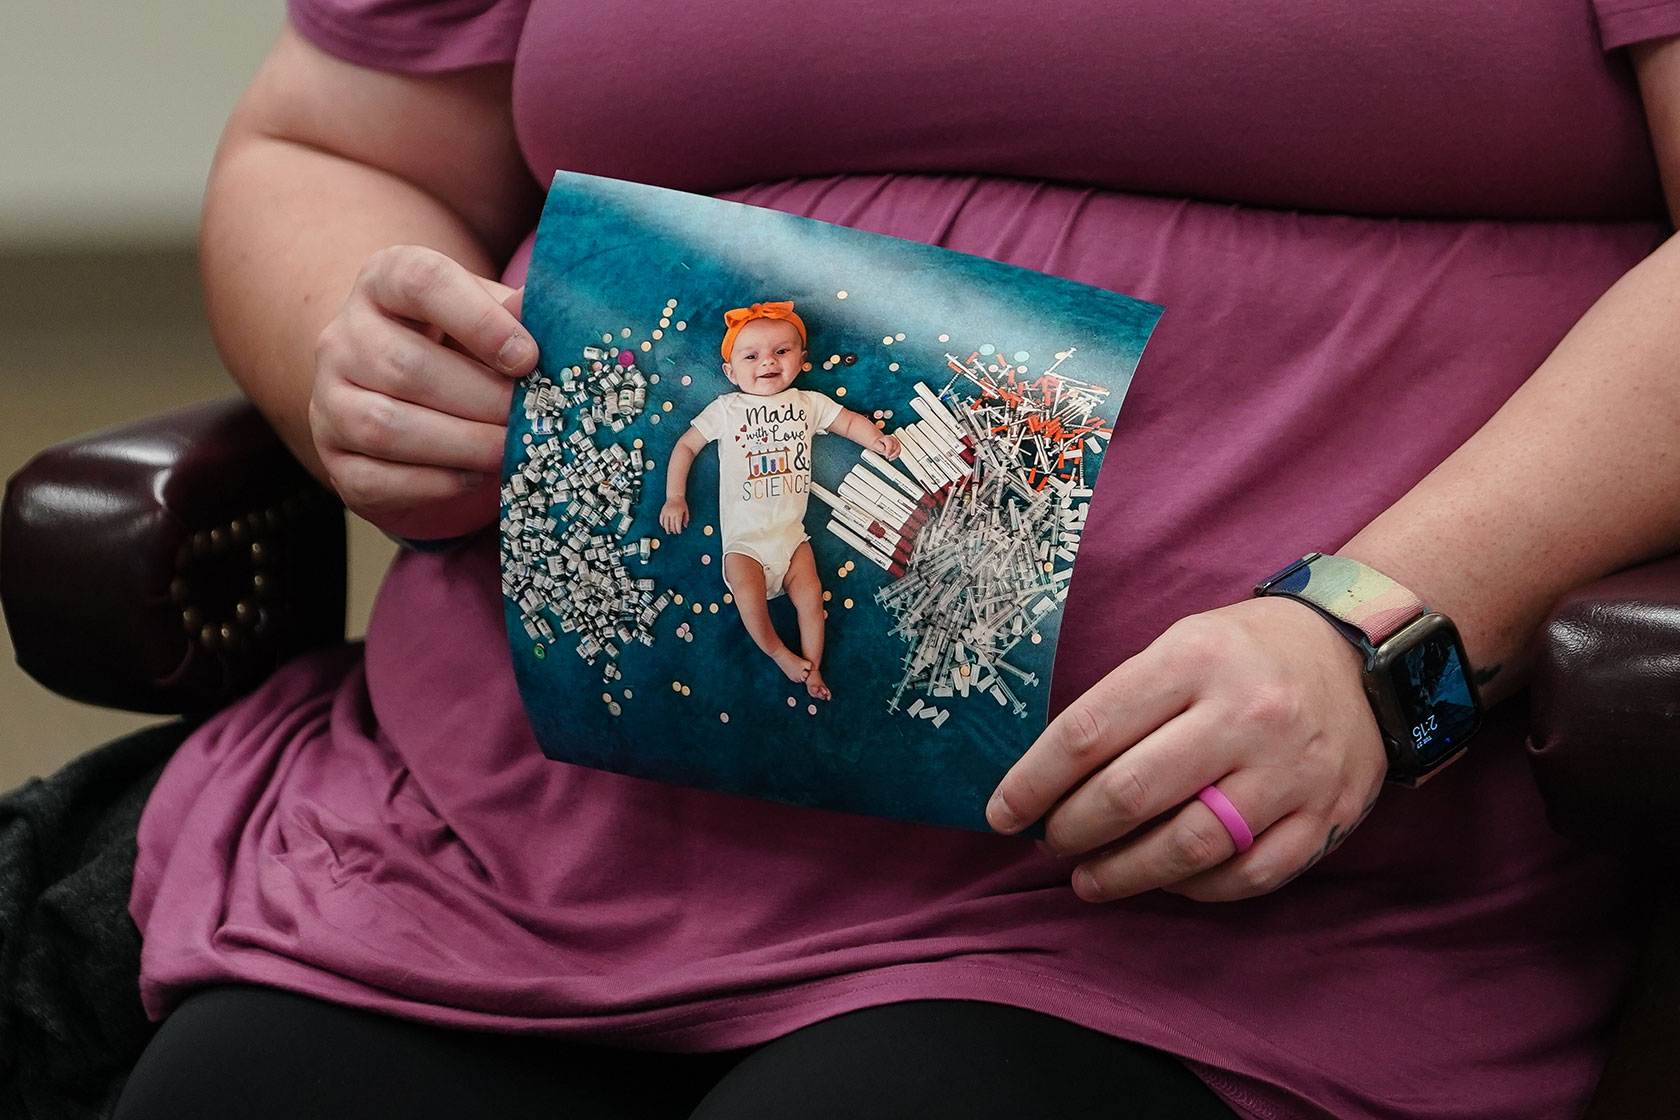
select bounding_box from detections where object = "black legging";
[112,986,1238,1119]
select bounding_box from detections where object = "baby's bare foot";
[805,669,832,701]
[772,648,812,684]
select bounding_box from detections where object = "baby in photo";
[660,301,900,700]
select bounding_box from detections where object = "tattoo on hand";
[1277,789,1382,889]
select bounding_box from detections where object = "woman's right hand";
[309,244,538,541]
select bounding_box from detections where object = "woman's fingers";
[313,381,507,472]
[1034,710,1236,857]
[319,453,500,534]
[1066,773,1296,902]
[986,632,1199,835]
[356,245,536,375]
[328,308,517,422]
[1160,811,1353,903]
[484,278,524,320]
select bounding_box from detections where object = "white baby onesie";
[689,387,842,597]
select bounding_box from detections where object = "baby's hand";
[874,433,902,460]
[659,497,690,534]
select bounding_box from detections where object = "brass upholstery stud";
[182,607,203,633]
[199,624,219,650]
[170,578,189,604]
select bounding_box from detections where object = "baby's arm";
[827,408,901,459]
[659,426,709,533]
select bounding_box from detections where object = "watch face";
[1382,625,1479,768]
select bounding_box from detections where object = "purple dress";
[132,2,1680,1117]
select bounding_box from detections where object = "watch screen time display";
[1386,636,1478,766]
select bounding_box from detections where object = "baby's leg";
[782,542,830,700]
[723,552,811,685]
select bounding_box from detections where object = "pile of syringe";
[500,344,672,683]
[814,349,1109,722]
[807,382,972,578]
[946,347,1110,494]
[875,467,1086,718]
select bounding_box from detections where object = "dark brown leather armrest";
[2,398,347,714]
[1527,554,1680,861]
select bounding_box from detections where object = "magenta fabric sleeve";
[1593,0,1680,49]
[286,0,531,72]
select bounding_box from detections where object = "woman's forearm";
[199,28,539,483]
[1341,228,1680,703]
[203,141,495,481]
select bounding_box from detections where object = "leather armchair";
[1527,554,1680,1120]
[2,399,1677,1119]
[2,398,346,715]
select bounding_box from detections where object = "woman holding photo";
[115,3,1680,1118]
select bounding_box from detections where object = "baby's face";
[723,318,806,397]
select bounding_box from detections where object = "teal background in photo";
[506,171,1160,831]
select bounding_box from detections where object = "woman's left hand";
[986,596,1389,902]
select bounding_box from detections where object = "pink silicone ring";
[1196,785,1255,854]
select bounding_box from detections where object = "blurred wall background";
[0,6,282,247]
[0,6,395,788]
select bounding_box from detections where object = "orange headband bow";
[721,301,807,361]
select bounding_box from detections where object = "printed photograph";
[502,172,1162,830]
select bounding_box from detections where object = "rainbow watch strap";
[1255,553,1426,647]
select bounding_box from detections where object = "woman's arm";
[201,25,544,539]
[988,39,1680,902]
[1340,36,1680,695]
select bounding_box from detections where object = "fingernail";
[986,792,1019,833]
[497,334,536,371]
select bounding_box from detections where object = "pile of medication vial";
[501,340,671,683]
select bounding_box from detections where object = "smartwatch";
[1254,553,1481,786]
